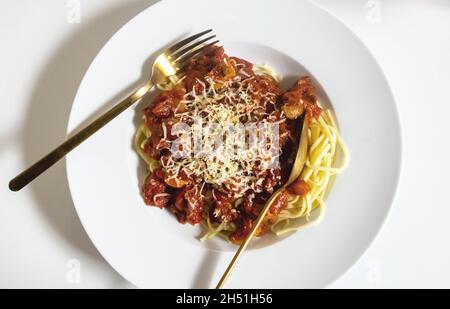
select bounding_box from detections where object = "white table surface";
[1,0,449,289]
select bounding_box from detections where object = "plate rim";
[65,0,403,288]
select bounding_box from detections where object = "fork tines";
[167,29,219,67]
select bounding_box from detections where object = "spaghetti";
[135,46,348,244]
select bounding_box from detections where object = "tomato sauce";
[140,46,320,243]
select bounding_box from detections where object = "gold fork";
[9,29,219,192]
[216,119,310,289]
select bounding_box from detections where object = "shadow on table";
[20,0,160,288]
[192,250,222,289]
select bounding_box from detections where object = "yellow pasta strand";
[271,108,349,235]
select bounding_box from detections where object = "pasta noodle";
[272,109,349,235]
[135,49,348,243]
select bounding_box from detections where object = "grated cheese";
[163,69,284,197]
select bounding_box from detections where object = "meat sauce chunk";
[171,184,204,225]
[147,87,185,119]
[287,178,310,196]
[282,76,321,120]
[230,189,289,244]
[184,46,227,91]
[230,57,254,78]
[229,217,253,245]
[255,189,289,236]
[142,169,171,208]
[210,190,239,223]
[244,75,281,109]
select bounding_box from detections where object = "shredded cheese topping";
[160,64,284,197]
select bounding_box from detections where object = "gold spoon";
[216,118,309,288]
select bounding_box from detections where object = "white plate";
[66,0,401,288]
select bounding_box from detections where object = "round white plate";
[66,0,401,288]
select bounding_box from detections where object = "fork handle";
[9,82,153,192]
